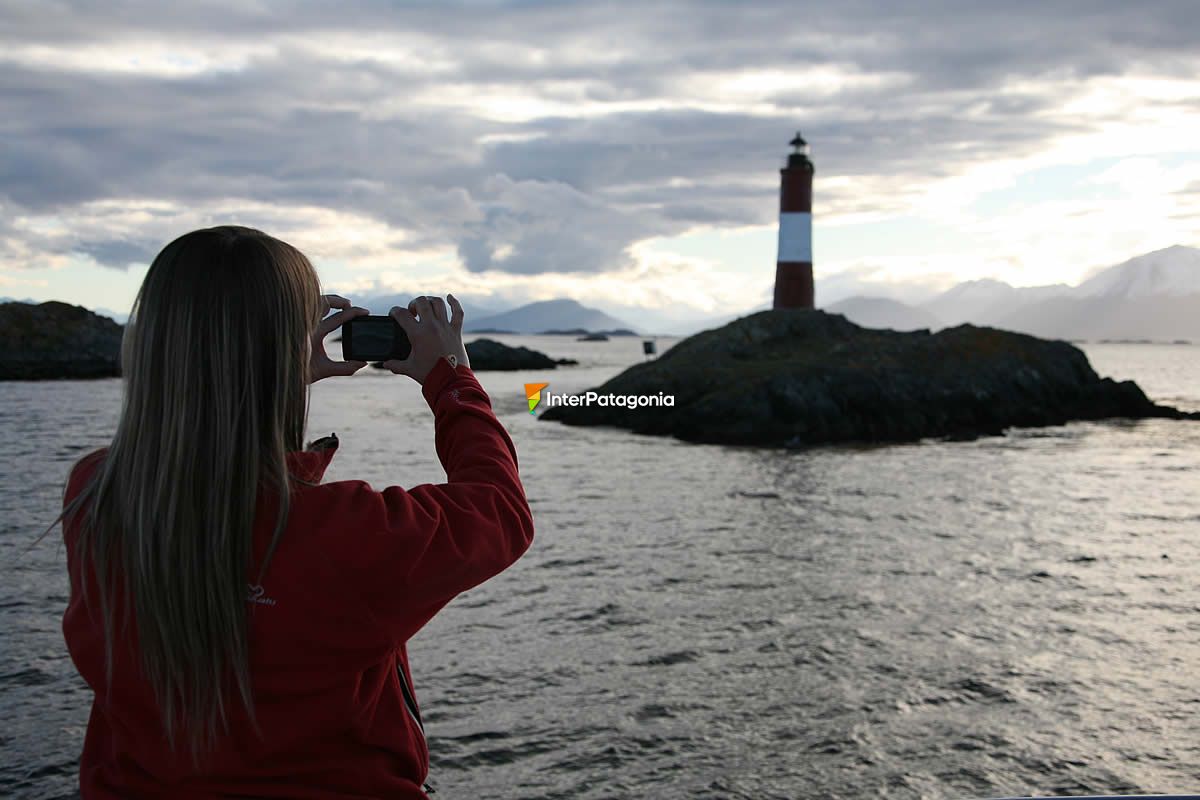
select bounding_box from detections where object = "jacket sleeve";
[347,358,535,646]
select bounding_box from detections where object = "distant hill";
[921,280,1071,327]
[824,296,943,331]
[466,299,635,335]
[352,291,503,322]
[2,297,130,325]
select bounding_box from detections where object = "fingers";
[447,293,465,330]
[409,295,433,322]
[381,295,463,385]
[389,305,419,336]
[320,294,351,319]
[404,295,456,324]
[323,294,351,310]
[318,305,368,337]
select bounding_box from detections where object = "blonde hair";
[40,225,324,766]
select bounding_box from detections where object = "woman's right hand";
[383,294,471,384]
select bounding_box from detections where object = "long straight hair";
[43,226,324,766]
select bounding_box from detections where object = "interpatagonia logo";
[524,382,675,412]
[525,382,549,414]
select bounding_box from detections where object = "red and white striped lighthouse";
[773,131,815,309]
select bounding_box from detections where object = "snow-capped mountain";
[1075,244,1200,299]
[938,245,1200,340]
[829,245,1200,341]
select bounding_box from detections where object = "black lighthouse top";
[786,130,814,173]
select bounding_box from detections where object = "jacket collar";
[287,432,339,484]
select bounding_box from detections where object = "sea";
[2,337,1198,799]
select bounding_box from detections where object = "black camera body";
[341,315,412,362]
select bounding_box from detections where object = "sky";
[2,0,1199,327]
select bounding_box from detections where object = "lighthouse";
[773,131,815,309]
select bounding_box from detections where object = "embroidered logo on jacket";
[247,584,277,606]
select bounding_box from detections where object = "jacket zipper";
[397,661,424,733]
[397,661,435,794]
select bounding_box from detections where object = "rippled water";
[2,338,1199,799]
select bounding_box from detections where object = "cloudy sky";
[2,0,1199,325]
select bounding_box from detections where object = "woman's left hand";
[310,294,370,383]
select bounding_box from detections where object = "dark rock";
[0,301,124,380]
[539,309,1198,447]
[465,338,571,371]
[366,341,577,371]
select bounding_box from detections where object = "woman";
[50,225,535,798]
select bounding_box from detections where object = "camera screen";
[348,318,395,360]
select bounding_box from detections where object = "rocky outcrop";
[370,337,578,372]
[0,301,124,380]
[465,338,577,370]
[539,310,1197,447]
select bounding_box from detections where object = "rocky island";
[464,338,578,370]
[368,337,578,371]
[0,301,124,380]
[539,310,1198,447]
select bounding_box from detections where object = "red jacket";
[61,360,535,799]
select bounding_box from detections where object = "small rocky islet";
[539,309,1198,447]
[367,337,578,371]
[463,338,579,370]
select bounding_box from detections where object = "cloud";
[72,237,161,269]
[456,173,657,274]
[1,0,1199,300]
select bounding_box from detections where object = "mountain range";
[12,244,1200,341]
[460,299,633,334]
[825,245,1200,341]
